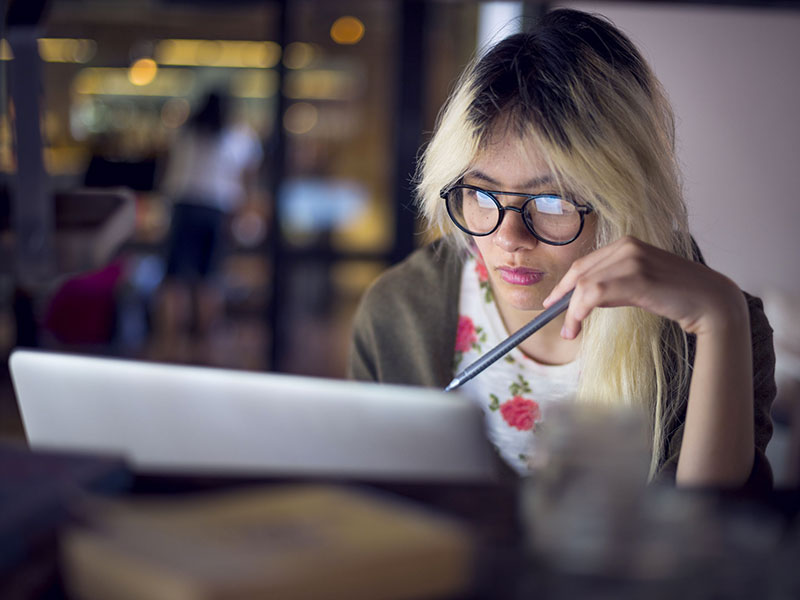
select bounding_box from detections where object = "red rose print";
[500,396,541,431]
[455,315,477,353]
[474,258,489,283]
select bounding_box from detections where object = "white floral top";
[455,252,580,474]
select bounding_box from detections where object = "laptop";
[9,349,500,482]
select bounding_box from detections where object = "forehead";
[466,130,554,189]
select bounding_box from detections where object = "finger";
[560,266,649,339]
[543,237,634,307]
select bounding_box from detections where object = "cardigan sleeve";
[347,240,464,388]
[655,292,776,490]
[348,288,382,383]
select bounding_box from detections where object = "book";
[61,484,476,600]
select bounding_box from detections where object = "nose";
[493,206,537,253]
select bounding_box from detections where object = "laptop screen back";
[10,350,500,482]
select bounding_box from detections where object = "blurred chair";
[0,187,136,277]
[50,188,137,275]
[1,187,136,349]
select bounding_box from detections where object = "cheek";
[559,221,596,266]
[534,237,595,280]
[559,244,593,274]
[578,217,598,253]
[471,238,490,262]
[571,238,595,263]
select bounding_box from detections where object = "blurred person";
[349,9,775,489]
[156,92,262,360]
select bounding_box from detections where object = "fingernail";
[543,295,552,306]
[561,325,570,338]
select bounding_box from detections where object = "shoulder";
[735,290,776,489]
[742,290,776,423]
[658,288,777,487]
[349,237,466,386]
[743,291,774,346]
[361,238,464,306]
[354,238,464,336]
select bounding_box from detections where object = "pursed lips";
[496,266,544,285]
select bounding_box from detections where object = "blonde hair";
[416,9,693,478]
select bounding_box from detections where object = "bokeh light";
[330,16,365,45]
[283,102,318,135]
[283,42,315,69]
[128,58,158,86]
[161,97,191,128]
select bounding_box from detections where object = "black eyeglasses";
[440,183,594,246]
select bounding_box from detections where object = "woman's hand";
[542,236,748,339]
[543,236,755,486]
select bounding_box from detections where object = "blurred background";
[0,0,799,481]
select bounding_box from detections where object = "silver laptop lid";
[10,350,500,482]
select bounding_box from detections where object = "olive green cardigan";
[348,239,776,488]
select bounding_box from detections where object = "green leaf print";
[482,284,493,304]
[471,326,486,353]
[488,394,500,411]
[509,374,532,396]
[503,355,516,364]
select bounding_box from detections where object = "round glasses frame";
[440,183,594,246]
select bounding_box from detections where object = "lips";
[497,267,544,286]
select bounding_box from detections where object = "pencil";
[444,289,574,392]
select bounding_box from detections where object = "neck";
[497,305,581,366]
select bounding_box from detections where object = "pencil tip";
[445,379,459,392]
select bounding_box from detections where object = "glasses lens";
[524,195,582,243]
[447,187,499,234]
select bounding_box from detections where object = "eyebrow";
[464,170,555,190]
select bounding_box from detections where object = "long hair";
[416,9,693,478]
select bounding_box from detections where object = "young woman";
[349,9,775,488]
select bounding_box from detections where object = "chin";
[501,288,547,313]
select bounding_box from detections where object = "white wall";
[561,2,800,296]
[477,2,523,53]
